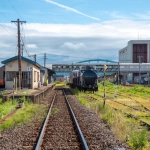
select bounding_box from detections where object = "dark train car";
[80,69,98,92]
[69,70,80,88]
[69,68,98,92]
[0,65,5,88]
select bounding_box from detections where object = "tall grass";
[0,100,18,120]
[70,84,149,149]
[0,102,47,131]
[90,101,149,149]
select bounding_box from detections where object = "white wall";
[119,40,150,63]
[5,59,40,89]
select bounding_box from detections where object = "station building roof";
[1,55,41,68]
[1,56,55,74]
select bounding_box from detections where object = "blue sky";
[1,0,150,66]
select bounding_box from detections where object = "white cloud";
[0,43,11,48]
[45,0,100,21]
[22,20,150,40]
[99,11,129,20]
[134,11,150,20]
[26,44,38,49]
[60,42,86,50]
[1,18,150,65]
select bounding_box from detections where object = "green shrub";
[0,100,18,120]
[70,88,80,95]
[129,128,148,150]
[44,78,48,83]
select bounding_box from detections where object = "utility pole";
[34,54,36,62]
[103,64,107,107]
[11,19,26,90]
[44,53,47,67]
[138,55,143,84]
[117,62,120,85]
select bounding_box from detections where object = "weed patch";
[0,102,47,131]
[129,128,148,150]
[51,107,59,116]
[70,83,150,149]
[0,100,18,120]
[55,82,66,87]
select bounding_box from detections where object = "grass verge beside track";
[55,81,67,87]
[70,85,150,150]
[0,102,47,131]
[0,99,18,120]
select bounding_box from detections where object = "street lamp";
[103,64,107,107]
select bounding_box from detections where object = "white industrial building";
[119,40,150,63]
[119,40,150,84]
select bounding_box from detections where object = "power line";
[0,23,16,36]
[45,53,92,59]
[0,10,10,21]
[37,53,91,59]
[7,0,23,19]
[20,37,30,57]
[22,25,30,56]
[24,24,31,46]
[20,23,32,58]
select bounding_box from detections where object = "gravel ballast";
[0,87,131,150]
[66,90,131,150]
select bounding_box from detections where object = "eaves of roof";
[1,56,41,68]
[41,66,55,74]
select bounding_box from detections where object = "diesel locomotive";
[69,67,98,92]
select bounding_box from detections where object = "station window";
[34,71,36,82]
[6,71,15,81]
[37,72,39,82]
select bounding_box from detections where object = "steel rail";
[35,90,58,150]
[63,89,89,150]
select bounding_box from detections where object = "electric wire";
[24,24,32,48]
[38,53,92,60]
[7,0,23,20]
[0,10,10,21]
[20,22,33,59]
[0,23,16,36]
[0,8,17,36]
[21,37,30,57]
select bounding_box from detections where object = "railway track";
[94,92,149,114]
[35,88,89,150]
[98,88,150,111]
[85,93,150,130]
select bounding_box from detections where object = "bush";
[129,129,148,150]
[70,88,80,95]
